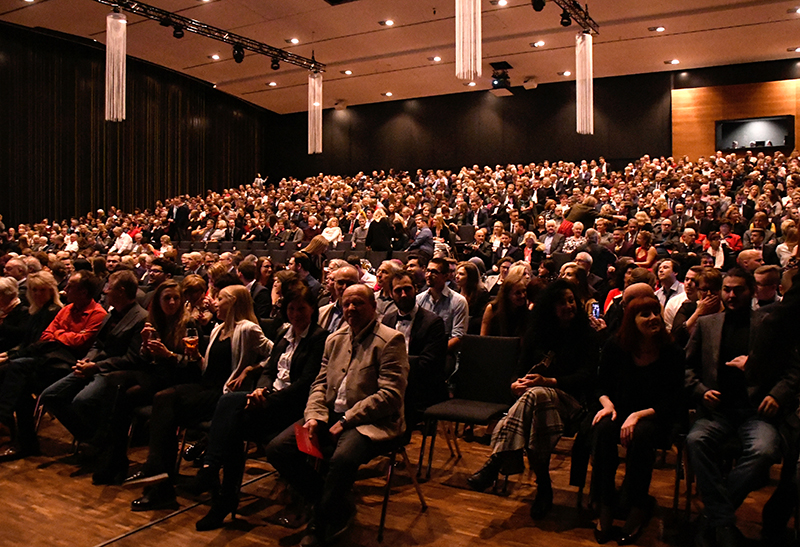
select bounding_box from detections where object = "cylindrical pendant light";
[308,71,323,154]
[455,0,482,81]
[575,32,593,135]
[105,11,127,122]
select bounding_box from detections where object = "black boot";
[466,453,501,492]
[184,465,220,496]
[530,464,554,519]
[196,490,237,531]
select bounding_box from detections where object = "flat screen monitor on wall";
[715,115,795,151]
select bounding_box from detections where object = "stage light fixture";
[159,16,172,26]
[271,58,280,70]
[532,0,545,11]
[173,24,184,38]
[560,9,571,26]
[233,44,244,63]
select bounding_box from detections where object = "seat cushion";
[423,399,508,425]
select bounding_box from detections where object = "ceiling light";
[531,40,545,47]
[271,58,280,70]
[558,71,571,76]
[467,81,477,87]
[665,59,680,65]
[341,70,353,75]
[379,20,394,26]
[212,84,217,88]
[267,81,277,87]
[233,44,244,63]
[313,102,320,107]
[490,0,508,5]
[792,7,800,14]
[286,38,300,45]
[532,0,546,11]
[648,26,665,32]
[560,9,571,26]
[789,47,800,53]
[172,24,184,39]
[431,56,442,62]
[209,54,220,61]
[24,0,35,3]
[382,92,393,97]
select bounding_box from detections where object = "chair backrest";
[392,251,410,265]
[220,241,234,252]
[366,250,389,268]
[270,249,288,266]
[456,225,476,244]
[453,335,520,405]
[251,241,266,251]
[551,252,571,271]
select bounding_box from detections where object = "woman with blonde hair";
[321,217,343,247]
[366,207,394,252]
[301,234,329,281]
[127,284,273,510]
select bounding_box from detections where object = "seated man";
[0,271,107,459]
[381,270,447,423]
[265,284,409,547]
[685,268,797,547]
[40,270,148,448]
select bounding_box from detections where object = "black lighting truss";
[550,0,599,34]
[93,0,325,72]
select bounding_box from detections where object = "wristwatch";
[338,416,348,428]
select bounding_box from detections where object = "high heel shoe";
[466,454,501,492]
[196,495,237,531]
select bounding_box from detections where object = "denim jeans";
[686,411,781,527]
[40,372,113,442]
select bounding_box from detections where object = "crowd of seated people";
[0,149,799,546]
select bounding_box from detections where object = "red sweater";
[40,300,107,356]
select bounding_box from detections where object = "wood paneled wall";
[672,80,800,160]
[0,23,277,228]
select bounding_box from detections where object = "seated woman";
[321,217,343,248]
[193,279,329,530]
[467,280,598,519]
[90,280,202,484]
[591,295,684,544]
[480,270,531,337]
[562,221,587,254]
[0,277,30,355]
[454,261,490,334]
[633,231,658,270]
[125,285,273,510]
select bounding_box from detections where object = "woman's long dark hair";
[530,279,589,349]
[148,280,189,350]
[489,270,529,336]
[617,295,671,353]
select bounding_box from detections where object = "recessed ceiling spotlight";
[789,47,800,53]
[665,59,680,65]
[429,56,442,62]
[467,81,477,87]
[489,0,508,5]
[341,70,353,75]
[379,20,394,26]
[212,84,217,88]
[267,81,277,87]
[382,92,393,97]
[24,0,35,3]
[790,7,800,14]
[285,38,300,45]
[648,26,665,32]
[558,71,571,76]
[209,54,220,61]
[531,40,545,48]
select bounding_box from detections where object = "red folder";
[295,423,323,459]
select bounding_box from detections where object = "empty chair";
[219,241,234,252]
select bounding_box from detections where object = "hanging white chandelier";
[308,71,323,154]
[105,10,127,122]
[575,31,593,135]
[455,0,482,81]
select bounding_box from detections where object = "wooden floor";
[0,416,783,547]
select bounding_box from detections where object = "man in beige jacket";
[266,284,409,547]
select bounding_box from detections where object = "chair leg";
[441,422,455,457]
[685,448,694,519]
[426,422,438,480]
[417,422,429,478]
[400,447,427,511]
[673,443,683,515]
[175,427,187,476]
[378,450,397,542]
[33,394,45,433]
[451,423,462,460]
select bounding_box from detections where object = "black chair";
[551,252,571,271]
[391,251,410,264]
[417,335,520,479]
[365,250,389,268]
[178,241,191,250]
[251,241,266,251]
[326,250,345,262]
[270,250,288,266]
[456,225,476,245]
[206,241,220,252]
[190,241,205,251]
[219,241,235,252]
[267,240,281,252]
[235,240,251,252]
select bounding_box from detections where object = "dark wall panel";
[0,23,278,228]
[276,72,673,179]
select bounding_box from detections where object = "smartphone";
[591,302,601,320]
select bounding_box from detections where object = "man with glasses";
[417,257,468,353]
[685,268,795,547]
[318,265,360,333]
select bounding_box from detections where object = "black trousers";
[591,415,661,509]
[265,419,387,529]
[142,383,221,478]
[203,391,300,498]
